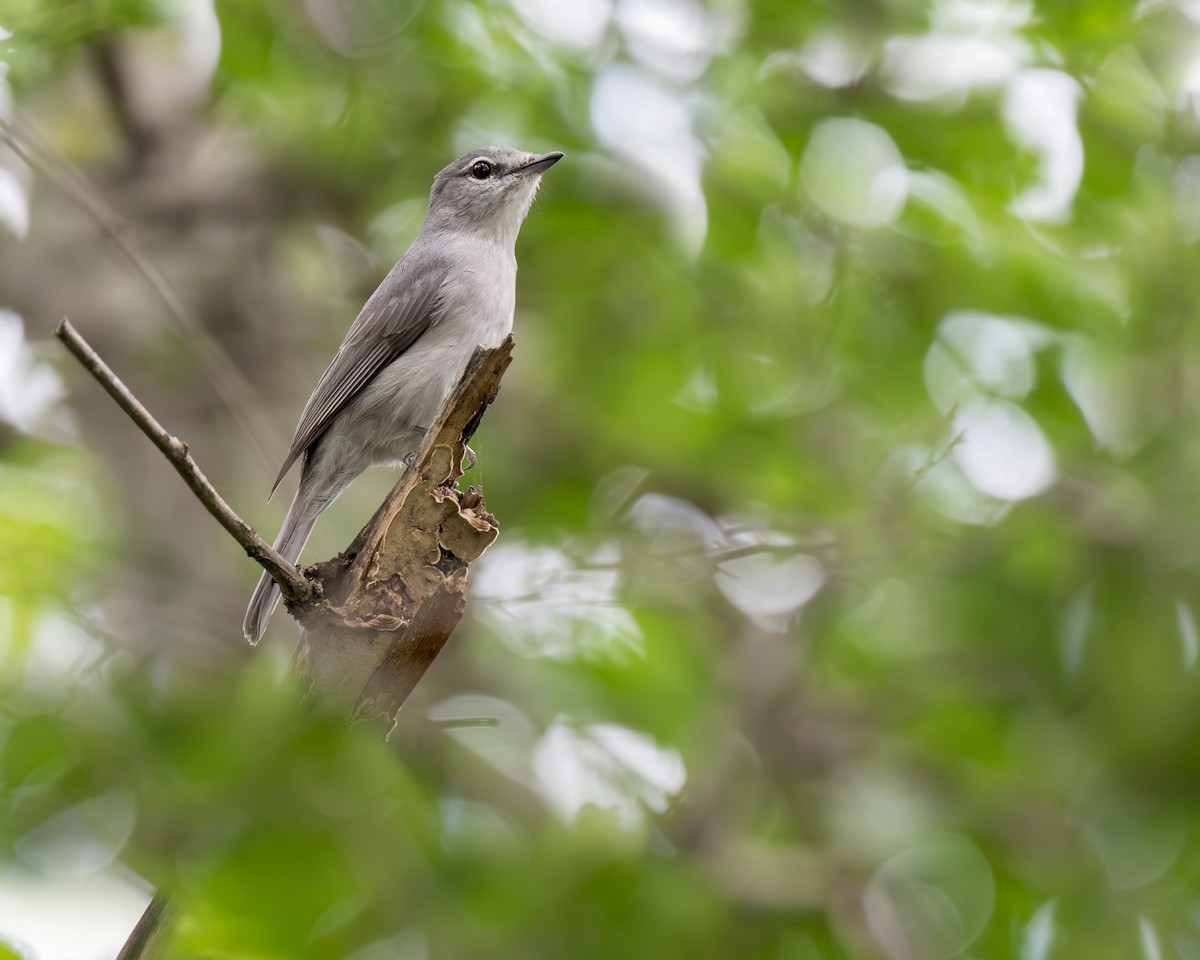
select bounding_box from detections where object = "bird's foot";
[462,444,477,471]
[402,427,429,468]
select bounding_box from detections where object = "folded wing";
[271,256,451,494]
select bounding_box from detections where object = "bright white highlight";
[924,311,1053,415]
[1004,69,1084,222]
[473,542,644,662]
[590,64,708,255]
[532,720,686,829]
[509,0,612,49]
[881,0,1033,102]
[800,118,908,228]
[0,311,70,438]
[952,398,1058,501]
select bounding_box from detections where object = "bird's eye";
[471,161,493,180]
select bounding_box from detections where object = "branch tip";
[55,318,313,605]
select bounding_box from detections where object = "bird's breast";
[436,252,517,348]
[334,244,519,468]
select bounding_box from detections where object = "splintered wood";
[291,337,512,729]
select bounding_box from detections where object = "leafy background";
[2,0,1200,957]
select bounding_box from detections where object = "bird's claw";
[462,444,477,471]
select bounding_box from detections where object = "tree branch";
[292,337,512,728]
[114,893,177,960]
[65,322,514,958]
[54,318,313,604]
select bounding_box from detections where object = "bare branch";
[54,319,313,604]
[905,424,966,490]
[293,337,512,729]
[101,333,513,957]
[0,115,280,468]
[115,893,177,960]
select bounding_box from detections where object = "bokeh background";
[3,0,1200,957]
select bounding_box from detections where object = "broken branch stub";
[291,336,512,728]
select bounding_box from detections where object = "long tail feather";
[242,485,320,644]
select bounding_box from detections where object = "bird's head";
[427,146,564,242]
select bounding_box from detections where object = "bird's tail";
[243,484,320,645]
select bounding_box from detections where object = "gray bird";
[243,146,564,643]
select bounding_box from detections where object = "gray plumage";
[244,146,563,643]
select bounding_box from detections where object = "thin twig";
[115,893,177,960]
[0,114,280,469]
[905,425,966,490]
[54,319,312,604]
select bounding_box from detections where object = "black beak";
[515,151,565,175]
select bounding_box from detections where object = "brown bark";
[291,338,510,728]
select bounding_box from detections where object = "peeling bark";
[289,336,511,728]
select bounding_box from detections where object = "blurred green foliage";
[3,0,1200,957]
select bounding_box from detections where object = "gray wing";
[271,256,450,494]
